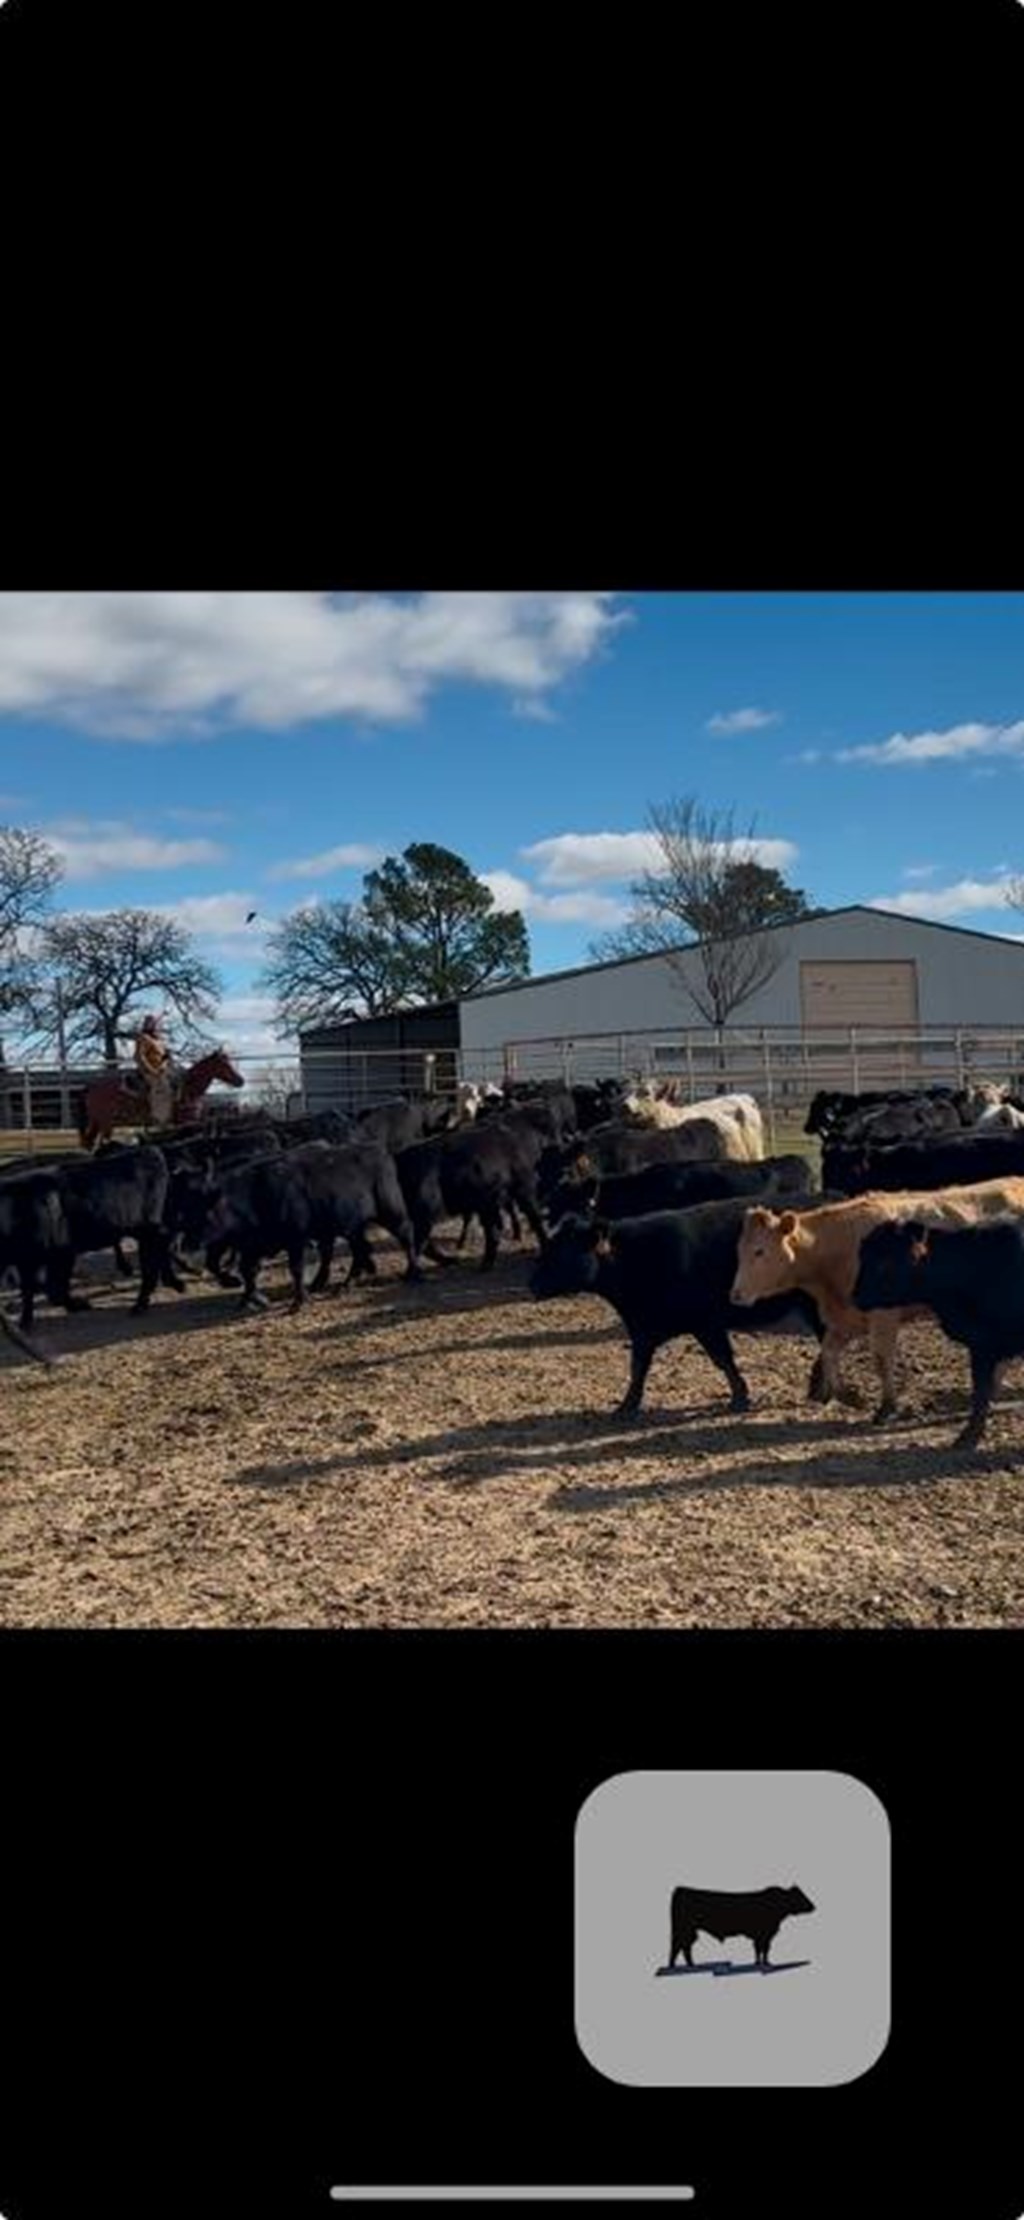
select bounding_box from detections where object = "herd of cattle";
[5,1068,1024,1459]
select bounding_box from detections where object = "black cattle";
[5,1147,175,1328]
[153,1129,287,1284]
[198,1139,418,1309]
[544,1152,811,1226]
[195,1103,274,1135]
[272,1108,356,1148]
[0,1168,69,1351]
[396,1114,549,1271]
[0,1151,70,1178]
[529,1197,827,1415]
[506,1092,576,1143]
[157,1126,284,1172]
[501,1078,578,1105]
[2,1143,146,1282]
[854,1216,1024,1448]
[0,1143,132,1177]
[357,1095,454,1151]
[571,1079,626,1131]
[804,1085,959,1141]
[537,1119,735,1204]
[163,1137,291,1287]
[476,1082,577,1144]
[669,1883,815,1970]
[823,1127,1024,1198]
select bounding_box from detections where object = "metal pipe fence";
[465,1024,1024,1151]
[464,1023,1024,1095]
[5,1028,1024,1151]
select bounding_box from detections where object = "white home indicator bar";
[330,2193,696,2204]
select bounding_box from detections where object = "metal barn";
[457,907,1024,1097]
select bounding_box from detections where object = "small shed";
[299,1002,461,1115]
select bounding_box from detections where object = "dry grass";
[0,1128,84,1159]
[2,1221,1024,1630]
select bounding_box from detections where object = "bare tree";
[37,909,222,1065]
[589,796,813,1030]
[248,1062,303,1116]
[260,901,406,1033]
[0,824,63,1020]
[1004,878,1024,926]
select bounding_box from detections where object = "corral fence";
[0,1045,449,1150]
[5,1028,1024,1156]
[0,1052,304,1151]
[303,1024,1024,1148]
[466,1024,1024,1150]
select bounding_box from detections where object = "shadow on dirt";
[225,1388,1021,1497]
[0,1287,245,1363]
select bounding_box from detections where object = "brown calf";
[729,1177,1024,1418]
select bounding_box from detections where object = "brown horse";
[75,1047,245,1149]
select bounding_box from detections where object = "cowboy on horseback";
[133,1014,177,1129]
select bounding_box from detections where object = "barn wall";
[299,1004,461,1112]
[458,909,1024,1064]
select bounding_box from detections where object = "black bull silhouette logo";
[661,1883,816,1973]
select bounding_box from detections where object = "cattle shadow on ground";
[388,1400,1019,1497]
[223,1412,1019,1499]
[227,1453,348,1489]
[545,1433,1020,1509]
[310,1270,538,1337]
[225,1398,968,1495]
[226,1406,654,1489]
[0,1287,245,1362]
[326,1324,622,1375]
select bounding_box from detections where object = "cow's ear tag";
[911,1235,930,1264]
[594,1231,614,1258]
[576,1154,592,1177]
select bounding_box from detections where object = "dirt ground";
[3,1220,1024,1631]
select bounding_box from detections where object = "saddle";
[124,1065,180,1111]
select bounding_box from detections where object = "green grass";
[764,1114,821,1170]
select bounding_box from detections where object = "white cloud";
[216,992,277,1024]
[161,806,234,825]
[0,591,625,741]
[45,820,226,880]
[209,990,291,1062]
[522,828,799,887]
[512,696,560,724]
[869,877,1019,921]
[706,706,782,735]
[265,842,383,883]
[481,870,629,929]
[786,748,821,766]
[839,719,1024,766]
[522,831,664,885]
[150,891,272,953]
[47,889,271,962]
[901,863,938,881]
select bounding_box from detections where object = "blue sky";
[1,590,1023,1059]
